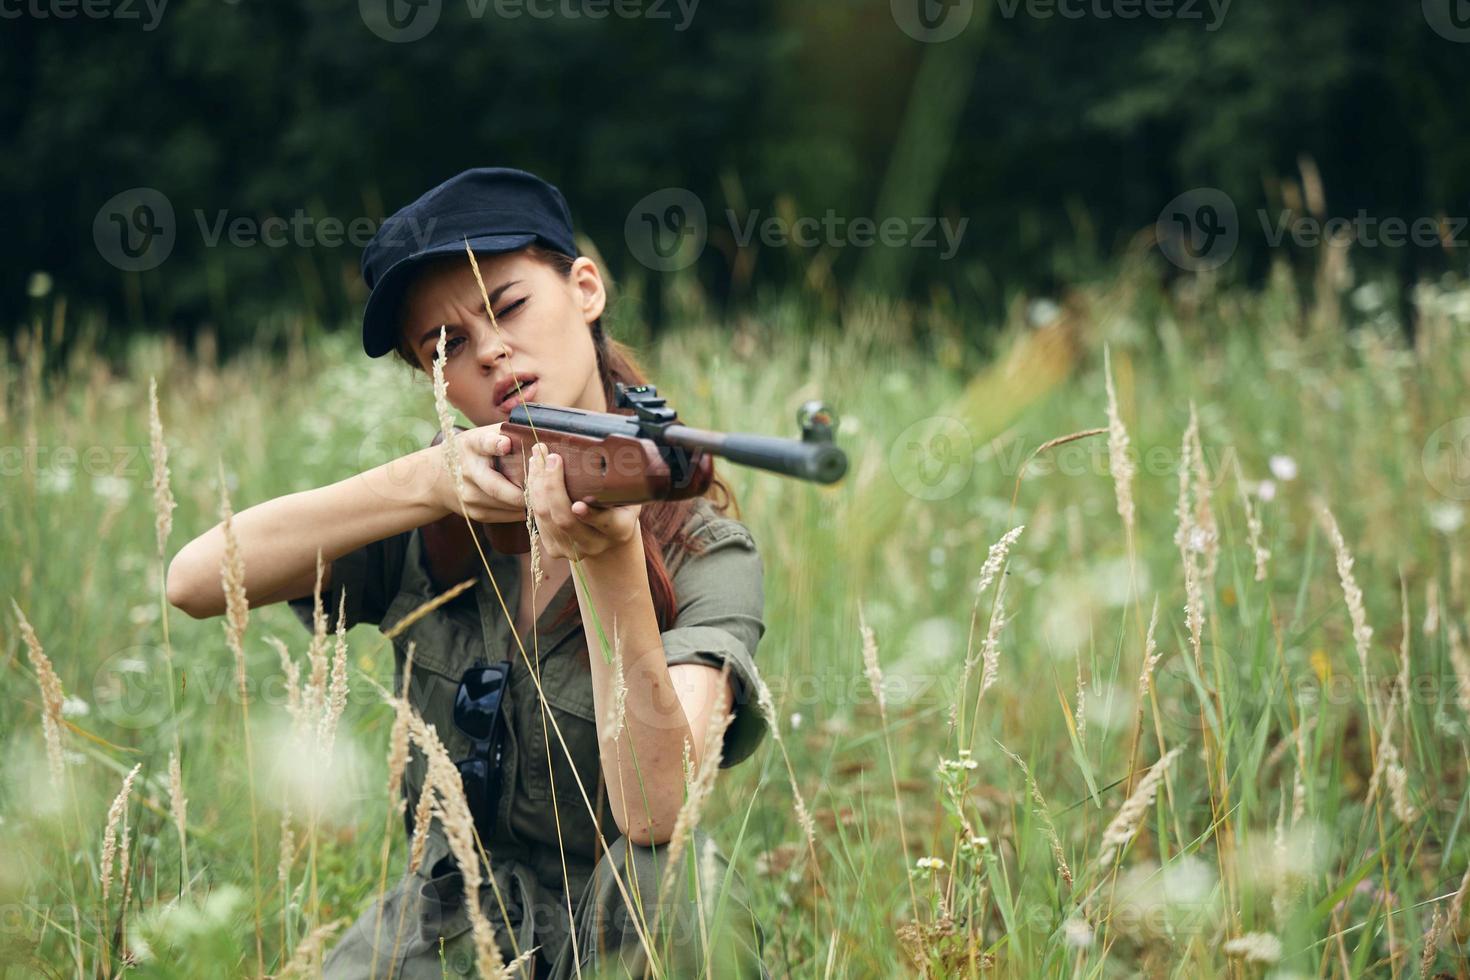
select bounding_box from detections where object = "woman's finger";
[528,447,559,523]
[468,451,526,511]
[530,454,579,557]
[464,423,512,458]
[570,500,623,533]
[540,452,582,532]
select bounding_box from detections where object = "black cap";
[359,167,578,358]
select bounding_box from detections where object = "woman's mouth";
[497,377,538,413]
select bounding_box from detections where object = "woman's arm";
[526,444,731,847]
[166,429,522,619]
[574,535,733,847]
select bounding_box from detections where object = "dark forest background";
[4,0,1468,357]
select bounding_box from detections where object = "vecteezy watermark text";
[728,210,967,259]
[994,0,1230,30]
[623,187,968,271]
[0,0,167,30]
[890,0,1228,42]
[1259,210,1466,250]
[193,210,436,250]
[359,0,698,43]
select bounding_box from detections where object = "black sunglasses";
[453,660,512,840]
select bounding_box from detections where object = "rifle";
[421,383,847,586]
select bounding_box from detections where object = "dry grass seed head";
[859,605,885,716]
[303,551,330,725]
[217,466,251,691]
[433,326,467,501]
[267,636,303,729]
[12,600,66,787]
[278,917,348,979]
[278,805,296,886]
[1137,597,1162,701]
[1103,347,1136,533]
[148,376,177,558]
[385,643,417,813]
[1097,746,1183,867]
[406,709,506,977]
[101,763,143,901]
[1317,504,1375,694]
[318,590,350,756]
[1186,405,1219,581]
[1232,455,1270,583]
[1174,414,1205,661]
[168,751,187,850]
[978,577,1008,698]
[996,741,1072,887]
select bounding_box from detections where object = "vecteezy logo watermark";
[889,416,974,500]
[0,0,169,30]
[357,416,441,503]
[94,188,439,271]
[94,187,176,273]
[624,189,969,272]
[1423,417,1470,501]
[994,0,1230,30]
[1155,188,1238,272]
[93,644,174,729]
[1423,0,1470,42]
[360,0,442,42]
[624,188,708,272]
[360,0,697,42]
[891,0,974,42]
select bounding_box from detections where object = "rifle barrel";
[663,425,848,484]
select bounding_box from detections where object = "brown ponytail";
[391,245,739,637]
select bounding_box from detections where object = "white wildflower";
[1222,932,1283,964]
[1428,503,1465,535]
[1269,455,1298,481]
[1063,917,1093,948]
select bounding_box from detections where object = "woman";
[166,167,770,978]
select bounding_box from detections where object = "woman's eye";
[494,298,527,320]
[430,334,466,360]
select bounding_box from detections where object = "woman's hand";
[426,424,527,523]
[526,442,642,560]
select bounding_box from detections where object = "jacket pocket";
[380,588,481,684]
[516,662,601,808]
[507,653,616,858]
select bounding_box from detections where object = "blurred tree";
[1,0,1467,353]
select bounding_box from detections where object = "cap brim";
[361,232,539,358]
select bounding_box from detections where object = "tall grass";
[4,259,1470,976]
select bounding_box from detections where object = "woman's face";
[399,250,608,425]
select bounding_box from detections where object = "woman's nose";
[473,329,511,368]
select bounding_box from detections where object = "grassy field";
[5,265,1470,978]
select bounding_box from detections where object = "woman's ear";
[570,256,607,324]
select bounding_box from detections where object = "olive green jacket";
[288,497,768,965]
